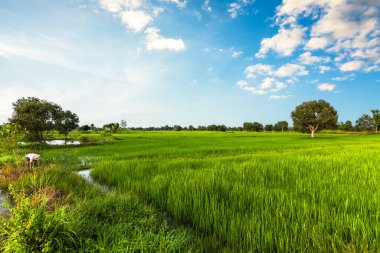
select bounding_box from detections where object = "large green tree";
[291,100,338,138]
[9,97,62,141]
[371,109,380,132]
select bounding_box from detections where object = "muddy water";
[0,190,10,218]
[77,169,109,191]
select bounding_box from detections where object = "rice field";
[76,131,380,252]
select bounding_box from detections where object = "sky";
[0,0,379,127]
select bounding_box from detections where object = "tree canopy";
[356,114,374,131]
[9,97,79,141]
[291,100,338,137]
[371,110,380,132]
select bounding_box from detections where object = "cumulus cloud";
[245,64,274,78]
[256,0,380,72]
[256,26,306,58]
[298,52,329,65]
[340,60,365,72]
[318,83,336,91]
[275,63,308,77]
[305,37,329,50]
[98,0,186,51]
[319,65,331,73]
[236,77,286,96]
[120,10,153,32]
[161,0,187,9]
[228,0,255,19]
[145,27,186,51]
[99,0,142,12]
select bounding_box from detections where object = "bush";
[0,186,79,252]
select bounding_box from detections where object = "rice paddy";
[2,131,380,252]
[86,131,380,252]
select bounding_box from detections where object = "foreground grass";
[0,145,196,252]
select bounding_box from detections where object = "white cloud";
[236,77,286,96]
[340,60,365,72]
[269,94,290,100]
[232,50,243,58]
[228,0,255,19]
[260,0,380,73]
[275,63,308,77]
[318,83,336,91]
[145,27,186,51]
[120,10,153,32]
[162,0,187,9]
[259,77,275,89]
[99,0,142,12]
[245,64,274,78]
[319,65,331,73]
[256,26,306,58]
[332,73,355,81]
[298,52,329,65]
[364,65,380,73]
[202,0,212,12]
[305,37,329,50]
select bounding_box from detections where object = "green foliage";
[0,186,79,253]
[355,114,374,131]
[273,121,289,132]
[243,122,263,132]
[0,123,27,152]
[291,99,338,137]
[55,110,79,141]
[264,124,273,131]
[9,97,80,141]
[371,109,380,132]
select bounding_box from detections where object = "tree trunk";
[309,125,318,138]
[64,133,68,145]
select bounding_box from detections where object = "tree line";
[1,97,380,141]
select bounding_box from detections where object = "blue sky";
[0,0,379,127]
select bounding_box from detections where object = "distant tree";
[197,126,207,131]
[174,125,182,131]
[55,110,80,143]
[274,121,289,132]
[79,125,91,132]
[356,114,374,131]
[188,125,194,131]
[207,124,217,131]
[120,120,127,130]
[345,120,353,131]
[371,109,380,132]
[90,124,95,130]
[103,123,120,133]
[9,97,63,141]
[264,124,273,132]
[215,125,227,132]
[339,120,354,131]
[291,100,338,138]
[252,122,264,132]
[243,122,254,131]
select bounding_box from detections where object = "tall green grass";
[87,132,380,252]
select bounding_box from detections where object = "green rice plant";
[88,132,380,252]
